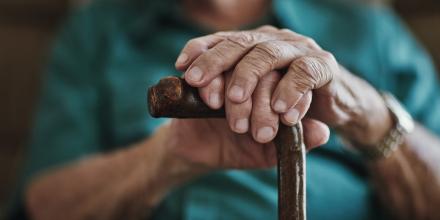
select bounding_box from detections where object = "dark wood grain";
[148,76,306,220]
[148,76,225,118]
[276,123,306,220]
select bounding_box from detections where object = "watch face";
[383,92,415,133]
[399,110,415,132]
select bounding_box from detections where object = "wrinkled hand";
[175,25,391,146]
[175,26,338,144]
[163,118,327,170]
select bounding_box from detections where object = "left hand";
[175,25,392,148]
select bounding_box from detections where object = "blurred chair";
[0,0,69,217]
[395,0,440,71]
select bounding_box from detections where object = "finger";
[280,29,322,50]
[302,118,330,150]
[198,75,225,109]
[184,31,276,87]
[176,35,225,71]
[225,73,252,134]
[227,40,309,103]
[251,71,281,143]
[271,51,337,113]
[280,90,312,126]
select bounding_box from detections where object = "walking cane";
[148,76,306,220]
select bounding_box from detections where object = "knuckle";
[209,47,228,68]
[283,73,310,95]
[320,51,336,63]
[258,116,277,125]
[289,57,319,90]
[292,57,315,76]
[291,56,333,88]
[315,52,337,81]
[238,58,270,81]
[254,112,278,127]
[302,37,318,48]
[287,74,314,94]
[252,42,282,65]
[256,41,283,57]
[257,25,278,32]
[235,63,262,83]
[187,38,205,48]
[227,32,257,48]
[252,103,276,120]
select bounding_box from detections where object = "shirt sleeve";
[8,6,105,218]
[375,7,440,135]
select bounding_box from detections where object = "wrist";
[350,97,393,147]
[334,83,393,148]
[327,68,411,158]
[324,68,393,147]
[150,123,207,185]
[341,91,415,161]
[137,124,206,206]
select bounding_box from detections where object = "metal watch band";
[357,124,407,160]
[348,92,414,160]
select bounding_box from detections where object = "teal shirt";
[11,0,440,219]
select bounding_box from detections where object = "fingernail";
[285,108,300,124]
[273,100,287,112]
[209,93,221,108]
[235,118,249,132]
[186,66,203,82]
[176,53,188,65]
[229,85,244,101]
[257,127,274,142]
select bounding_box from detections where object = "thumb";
[301,118,330,151]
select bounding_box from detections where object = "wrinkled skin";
[164,25,391,171]
[180,26,346,141]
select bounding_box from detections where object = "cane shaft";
[276,123,306,220]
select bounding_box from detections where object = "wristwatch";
[353,92,415,160]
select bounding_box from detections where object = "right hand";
[161,117,329,172]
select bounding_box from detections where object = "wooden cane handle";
[147,76,306,220]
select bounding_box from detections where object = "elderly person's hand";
[175,26,392,148]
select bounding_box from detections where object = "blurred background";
[0,0,439,218]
